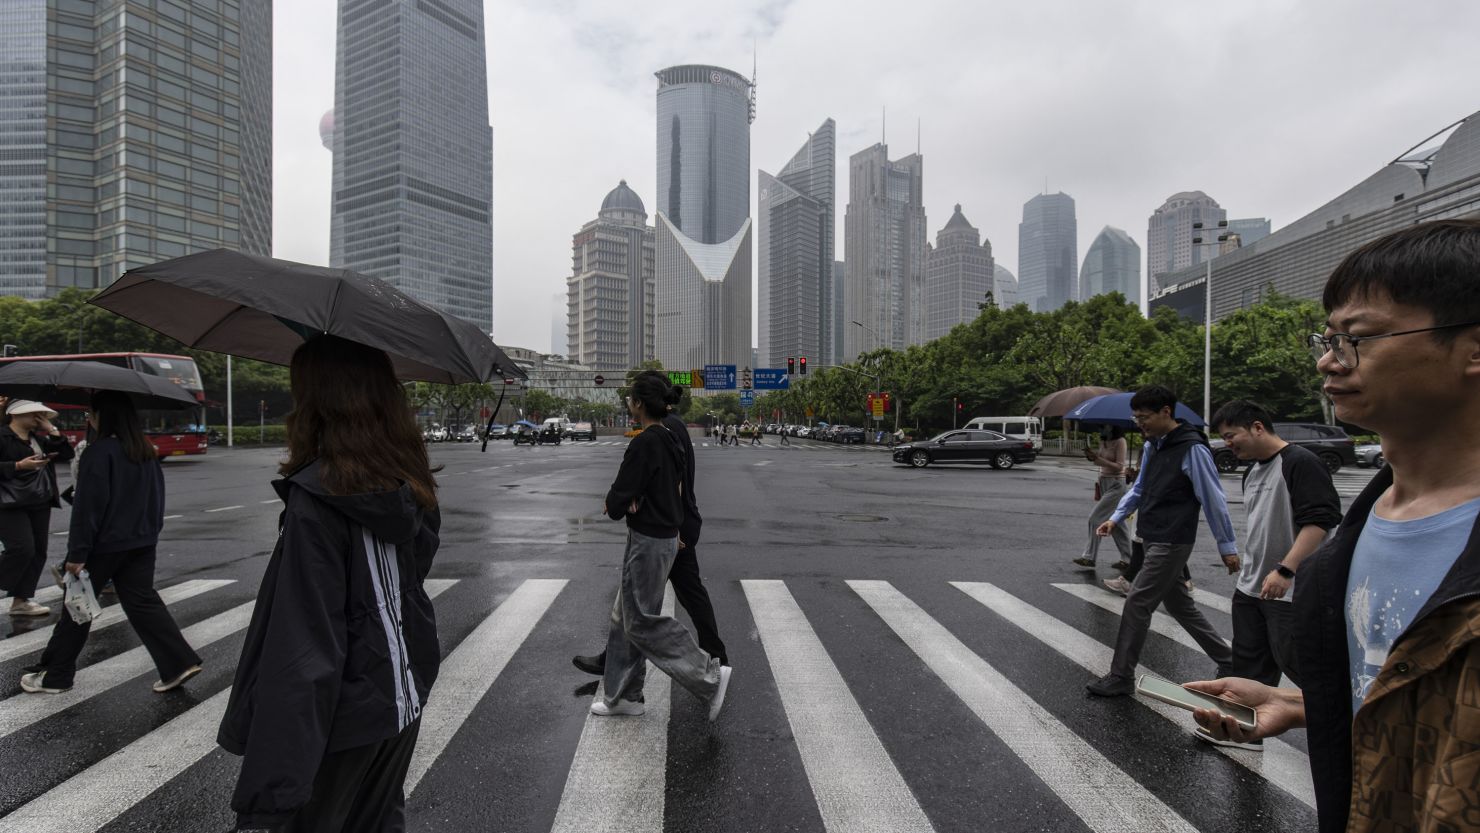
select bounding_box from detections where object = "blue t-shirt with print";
[1346,496,1480,714]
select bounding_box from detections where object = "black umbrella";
[0,360,201,410]
[89,249,525,384]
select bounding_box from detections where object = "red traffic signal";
[787,356,796,375]
[956,401,963,411]
[799,356,808,375]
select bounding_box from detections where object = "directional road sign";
[704,364,737,390]
[739,390,755,408]
[753,368,790,390]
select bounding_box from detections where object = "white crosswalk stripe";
[0,575,1321,831]
[0,579,235,664]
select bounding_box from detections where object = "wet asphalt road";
[0,433,1379,833]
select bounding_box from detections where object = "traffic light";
[956,401,964,412]
[787,356,796,375]
[799,356,807,375]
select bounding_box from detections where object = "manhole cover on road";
[832,513,889,523]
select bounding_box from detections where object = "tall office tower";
[0,0,272,299]
[567,180,654,372]
[653,65,754,371]
[924,205,993,340]
[1227,217,1271,247]
[1017,192,1077,313]
[1146,191,1225,295]
[832,260,847,362]
[842,143,926,359]
[329,0,493,331]
[993,264,1019,309]
[1080,226,1142,304]
[758,118,835,368]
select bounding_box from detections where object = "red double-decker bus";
[0,352,209,457]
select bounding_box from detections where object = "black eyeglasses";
[1308,321,1480,369]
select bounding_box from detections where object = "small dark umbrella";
[1028,386,1122,419]
[0,360,201,410]
[89,249,525,384]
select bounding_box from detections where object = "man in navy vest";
[1087,385,1239,696]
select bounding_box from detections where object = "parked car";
[454,425,478,442]
[486,423,509,440]
[1210,422,1358,474]
[892,430,1038,469]
[836,426,866,444]
[1355,443,1385,468]
[565,422,596,441]
[422,425,449,443]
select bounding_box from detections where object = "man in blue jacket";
[1087,385,1239,696]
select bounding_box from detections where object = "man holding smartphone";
[1188,220,1480,833]
[1086,385,1238,697]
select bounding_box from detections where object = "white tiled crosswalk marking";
[851,581,1199,833]
[550,589,674,833]
[1190,587,1232,615]
[953,582,1316,809]
[0,579,235,665]
[742,579,935,833]
[404,578,567,793]
[1052,583,1228,654]
[0,579,458,833]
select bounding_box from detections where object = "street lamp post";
[1191,220,1229,423]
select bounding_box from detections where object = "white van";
[541,416,570,435]
[963,416,1043,450]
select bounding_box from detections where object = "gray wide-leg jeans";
[602,528,721,707]
[1082,477,1132,563]
[1109,542,1232,679]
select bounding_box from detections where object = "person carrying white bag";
[20,390,201,695]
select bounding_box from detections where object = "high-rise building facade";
[654,65,754,371]
[758,119,835,368]
[329,0,493,331]
[1079,226,1141,304]
[1146,191,1225,295]
[831,260,846,361]
[993,264,1019,309]
[566,181,654,372]
[924,204,993,340]
[0,0,272,299]
[1227,217,1271,248]
[1017,192,1078,312]
[843,143,926,359]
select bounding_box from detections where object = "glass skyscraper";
[0,0,272,299]
[758,118,834,368]
[1146,191,1225,295]
[843,143,926,359]
[924,204,993,341]
[654,65,754,371]
[1017,192,1078,313]
[329,0,493,332]
[1079,226,1141,305]
[567,180,654,372]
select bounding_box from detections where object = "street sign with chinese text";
[739,390,755,407]
[704,364,737,390]
[667,370,693,387]
[753,368,790,390]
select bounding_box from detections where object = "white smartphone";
[1136,675,1257,731]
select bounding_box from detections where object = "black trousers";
[0,504,51,599]
[1230,590,1301,687]
[281,720,421,833]
[669,544,727,665]
[1123,539,1190,582]
[37,546,200,688]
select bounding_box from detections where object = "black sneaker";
[1085,673,1135,697]
[572,652,605,676]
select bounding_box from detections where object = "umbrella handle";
[480,382,509,453]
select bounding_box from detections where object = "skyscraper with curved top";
[329,0,493,332]
[654,65,754,371]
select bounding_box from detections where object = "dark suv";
[1211,422,1357,474]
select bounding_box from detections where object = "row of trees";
[0,288,1329,436]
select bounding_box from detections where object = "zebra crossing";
[0,571,1315,832]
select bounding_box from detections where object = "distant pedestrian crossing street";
[0,569,1316,832]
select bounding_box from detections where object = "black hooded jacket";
[217,460,441,829]
[662,413,702,546]
[605,422,686,538]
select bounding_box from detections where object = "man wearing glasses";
[1086,385,1238,697]
[1186,219,1480,833]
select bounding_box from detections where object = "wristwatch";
[1275,564,1296,579]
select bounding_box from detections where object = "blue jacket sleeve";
[1184,444,1239,556]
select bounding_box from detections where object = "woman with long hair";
[592,372,731,720]
[20,391,200,695]
[0,399,74,616]
[218,335,443,831]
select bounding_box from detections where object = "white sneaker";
[1103,576,1132,596]
[8,600,50,617]
[708,666,733,722]
[590,699,645,717]
[20,672,69,694]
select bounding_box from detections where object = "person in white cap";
[0,399,74,616]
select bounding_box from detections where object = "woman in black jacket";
[20,391,201,695]
[592,373,731,721]
[218,335,442,832]
[0,399,74,617]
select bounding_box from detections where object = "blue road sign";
[704,364,737,390]
[753,368,790,390]
[739,390,755,407]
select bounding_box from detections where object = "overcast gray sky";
[270,0,1480,354]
